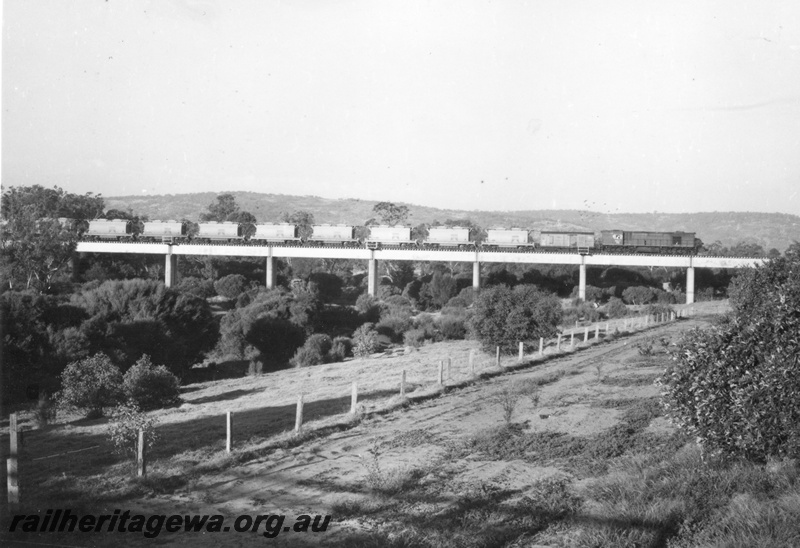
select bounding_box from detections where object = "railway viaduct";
[75,242,765,305]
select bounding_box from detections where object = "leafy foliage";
[213,273,248,299]
[122,355,181,410]
[58,353,124,418]
[290,334,333,367]
[470,284,562,354]
[107,401,159,464]
[659,253,800,461]
[353,323,379,358]
[605,296,628,318]
[214,288,318,368]
[71,279,217,376]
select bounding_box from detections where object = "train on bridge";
[79,219,702,255]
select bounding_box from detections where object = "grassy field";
[2,300,798,547]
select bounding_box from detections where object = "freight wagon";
[196,222,244,242]
[365,225,416,249]
[251,223,302,244]
[424,226,472,248]
[141,220,186,243]
[538,231,595,254]
[85,219,133,241]
[307,224,359,245]
[483,228,534,249]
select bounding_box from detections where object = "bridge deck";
[75,242,763,268]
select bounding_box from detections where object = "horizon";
[4,1,800,216]
[104,189,800,218]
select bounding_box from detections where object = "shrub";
[403,328,427,348]
[33,393,57,428]
[174,277,215,298]
[420,272,457,310]
[213,274,248,299]
[353,323,379,358]
[355,293,382,322]
[122,355,181,410]
[58,353,124,418]
[659,254,800,461]
[622,285,658,305]
[436,315,467,340]
[470,285,562,354]
[643,303,674,319]
[290,334,333,368]
[107,401,159,468]
[71,279,217,376]
[605,297,628,318]
[376,302,414,342]
[329,336,353,362]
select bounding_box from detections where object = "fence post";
[595,324,599,340]
[137,429,147,477]
[350,382,358,414]
[518,342,523,361]
[469,350,475,377]
[583,326,589,343]
[539,337,544,356]
[10,412,19,457]
[438,361,444,385]
[8,412,19,508]
[496,347,500,368]
[295,394,304,433]
[570,332,574,349]
[557,334,561,352]
[400,370,406,398]
[606,322,610,335]
[447,357,452,379]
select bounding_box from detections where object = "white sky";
[3,0,800,214]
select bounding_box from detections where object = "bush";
[562,302,600,326]
[643,303,674,319]
[71,279,217,376]
[58,353,124,418]
[290,334,333,368]
[659,254,800,461]
[622,286,657,305]
[122,355,181,410]
[376,301,414,342]
[403,328,427,348]
[413,313,441,342]
[353,323,379,358]
[470,285,562,354]
[213,274,248,299]
[355,293,382,323]
[605,297,628,319]
[174,277,216,298]
[329,336,353,362]
[107,401,159,467]
[213,288,316,369]
[436,314,467,340]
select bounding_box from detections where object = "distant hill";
[105,192,800,252]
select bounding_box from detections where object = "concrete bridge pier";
[472,261,481,291]
[367,258,379,296]
[578,259,587,301]
[265,255,276,289]
[686,266,695,305]
[164,252,178,288]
